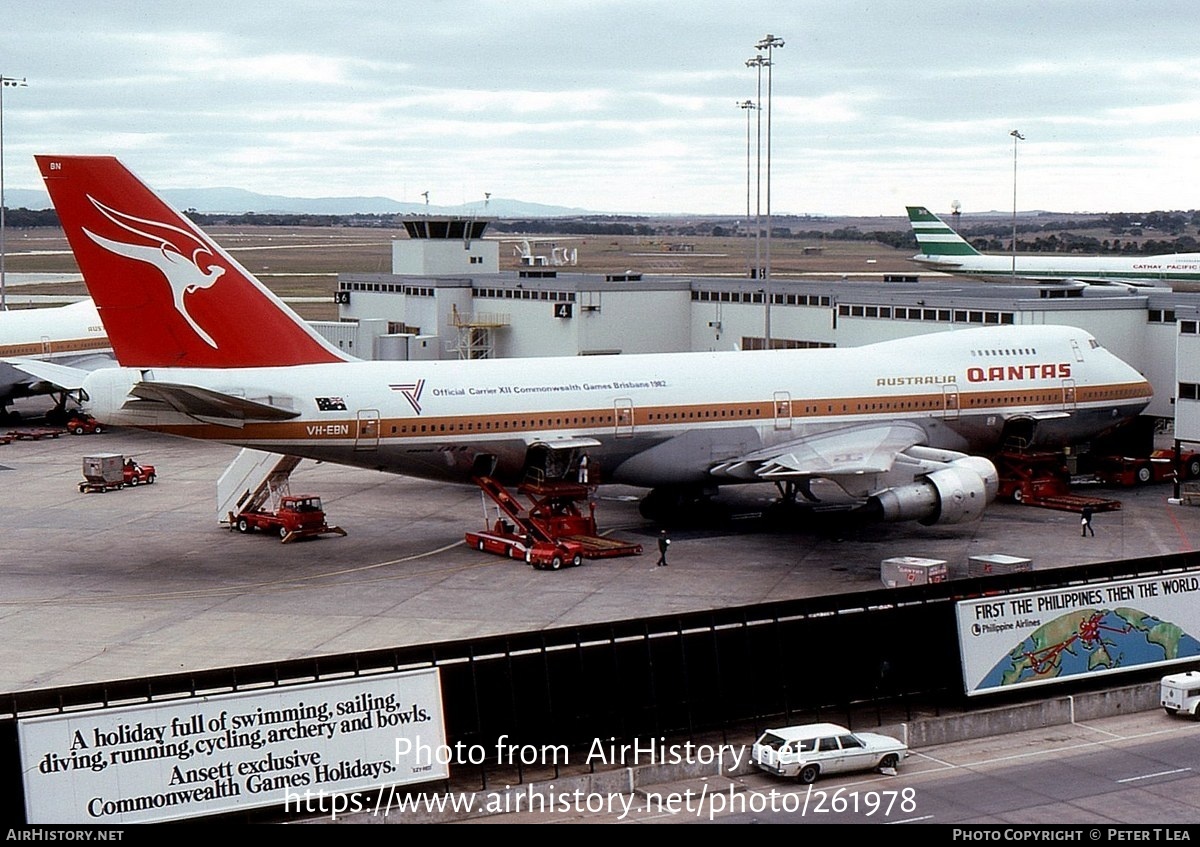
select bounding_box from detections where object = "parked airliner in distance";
[0,298,111,420]
[20,156,1155,528]
[907,205,1200,288]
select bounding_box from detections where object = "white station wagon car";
[751,722,909,784]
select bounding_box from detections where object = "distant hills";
[0,186,1165,225]
[2,187,589,218]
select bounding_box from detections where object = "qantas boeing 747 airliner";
[21,156,1154,527]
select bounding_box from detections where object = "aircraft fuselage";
[81,325,1152,489]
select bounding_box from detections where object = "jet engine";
[868,455,998,526]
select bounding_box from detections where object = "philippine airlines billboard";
[956,570,1200,696]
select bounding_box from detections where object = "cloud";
[3,1,1198,215]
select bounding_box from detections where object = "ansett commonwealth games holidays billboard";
[956,571,1200,696]
[18,668,447,824]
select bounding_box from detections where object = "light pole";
[756,33,783,347]
[1010,129,1023,281]
[745,56,766,289]
[738,99,755,280]
[0,75,28,312]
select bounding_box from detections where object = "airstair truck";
[232,494,345,542]
[218,448,345,543]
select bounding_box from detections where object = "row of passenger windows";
[378,388,1150,435]
[385,407,768,434]
[389,415,613,434]
[645,408,764,420]
[770,386,1138,415]
[971,347,1039,357]
[377,383,1148,436]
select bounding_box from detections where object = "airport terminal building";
[325,217,1200,443]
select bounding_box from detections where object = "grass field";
[1,224,923,321]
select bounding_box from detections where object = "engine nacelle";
[868,457,997,525]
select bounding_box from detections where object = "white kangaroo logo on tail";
[82,195,225,348]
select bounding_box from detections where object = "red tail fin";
[36,155,349,368]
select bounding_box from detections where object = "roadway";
[443,711,1200,826]
[0,415,1194,695]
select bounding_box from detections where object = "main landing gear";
[638,485,729,525]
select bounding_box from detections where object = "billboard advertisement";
[956,570,1200,696]
[19,668,446,824]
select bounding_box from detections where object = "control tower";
[392,216,500,275]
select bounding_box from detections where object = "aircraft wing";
[709,422,928,481]
[1058,276,1159,289]
[996,274,1157,290]
[2,357,91,392]
[125,382,301,424]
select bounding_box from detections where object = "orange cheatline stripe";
[139,382,1150,443]
[0,338,110,357]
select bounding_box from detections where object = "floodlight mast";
[738,99,756,280]
[745,55,766,290]
[754,34,783,346]
[0,75,28,312]
[1010,129,1024,281]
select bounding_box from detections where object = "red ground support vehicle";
[67,413,105,435]
[1092,454,1176,487]
[1086,449,1200,487]
[468,519,586,570]
[1153,449,1200,481]
[230,494,346,543]
[465,475,642,570]
[994,450,1072,504]
[123,459,156,486]
[993,449,1121,513]
[8,427,64,441]
[78,454,154,492]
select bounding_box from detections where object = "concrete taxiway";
[1,423,1196,694]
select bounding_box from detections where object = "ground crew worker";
[656,530,670,566]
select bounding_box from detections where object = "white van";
[1160,670,1200,718]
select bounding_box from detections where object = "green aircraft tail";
[906,206,981,257]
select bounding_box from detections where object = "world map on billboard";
[980,607,1200,689]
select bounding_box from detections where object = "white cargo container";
[967,554,1033,578]
[881,556,947,588]
[79,453,125,493]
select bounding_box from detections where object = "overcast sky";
[3,1,1198,217]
